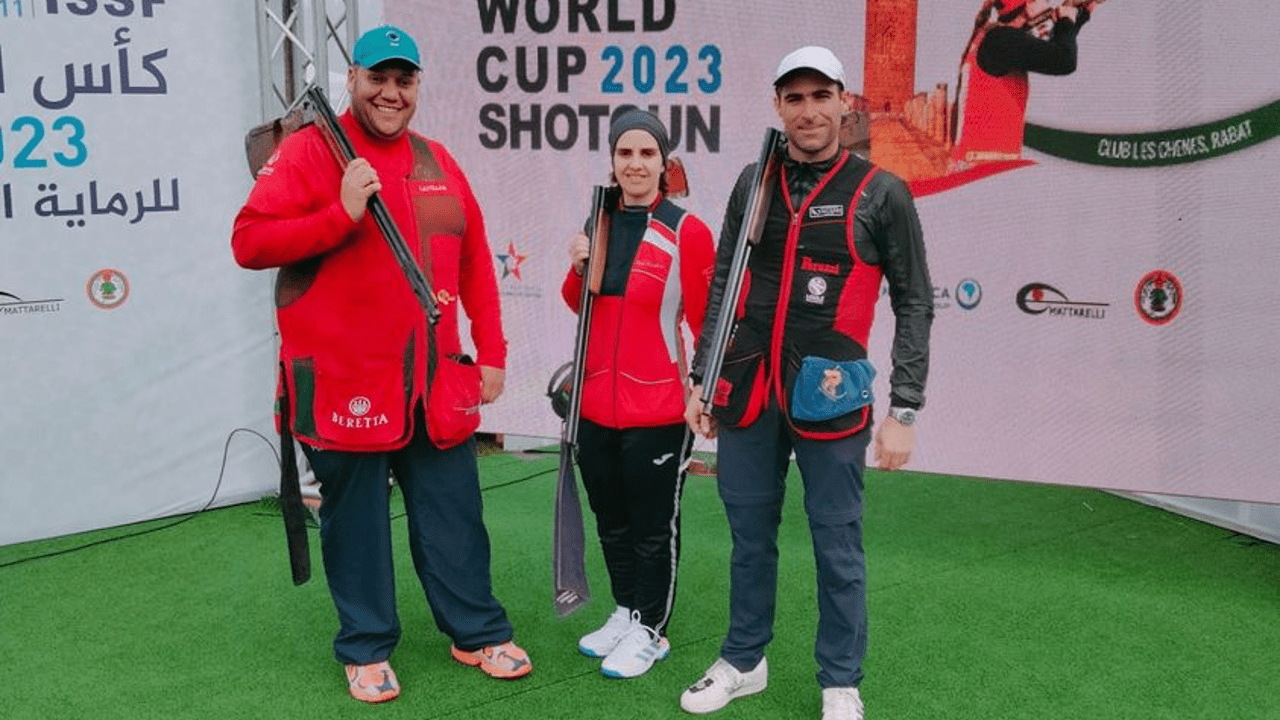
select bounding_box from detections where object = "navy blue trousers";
[301,425,512,666]
[715,403,870,688]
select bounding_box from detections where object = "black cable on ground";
[0,427,278,569]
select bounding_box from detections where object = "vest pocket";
[616,370,684,425]
[709,321,768,428]
[298,355,409,448]
[788,355,875,421]
[780,344,871,439]
[426,353,483,449]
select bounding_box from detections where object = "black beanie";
[608,108,671,164]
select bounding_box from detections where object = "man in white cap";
[681,46,933,720]
[233,24,530,704]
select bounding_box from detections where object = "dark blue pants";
[301,427,512,666]
[715,403,870,688]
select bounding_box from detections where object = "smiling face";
[611,128,664,206]
[774,71,851,163]
[346,62,419,141]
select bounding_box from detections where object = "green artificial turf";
[1,452,1276,719]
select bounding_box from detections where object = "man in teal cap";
[233,24,530,703]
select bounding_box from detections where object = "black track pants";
[576,419,689,635]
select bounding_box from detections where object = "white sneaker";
[601,614,670,678]
[679,656,768,714]
[821,687,864,720]
[578,606,634,658]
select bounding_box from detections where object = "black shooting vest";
[713,151,881,439]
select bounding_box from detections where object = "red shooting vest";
[277,130,481,451]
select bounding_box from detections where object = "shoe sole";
[601,644,670,679]
[680,680,766,714]
[450,646,533,680]
[578,643,611,658]
[349,689,399,704]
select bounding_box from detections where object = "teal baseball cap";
[352,25,421,70]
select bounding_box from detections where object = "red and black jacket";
[562,197,715,429]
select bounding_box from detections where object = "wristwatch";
[887,407,918,426]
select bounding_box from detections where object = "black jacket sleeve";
[977,9,1090,77]
[863,172,933,409]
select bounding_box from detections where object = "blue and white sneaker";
[601,612,669,678]
[578,605,634,658]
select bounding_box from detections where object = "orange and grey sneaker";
[450,640,533,679]
[345,661,400,703]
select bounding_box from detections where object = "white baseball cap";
[774,46,846,86]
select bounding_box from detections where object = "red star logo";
[496,242,528,281]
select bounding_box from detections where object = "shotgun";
[553,185,615,617]
[303,85,441,324]
[695,128,784,414]
[243,87,443,586]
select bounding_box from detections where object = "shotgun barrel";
[303,86,440,324]
[553,185,613,617]
[696,128,784,411]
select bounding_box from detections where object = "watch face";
[893,408,917,426]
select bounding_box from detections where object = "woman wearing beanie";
[560,108,715,678]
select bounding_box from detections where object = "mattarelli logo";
[87,269,129,310]
[1135,270,1182,326]
[1015,282,1108,319]
[1,290,63,316]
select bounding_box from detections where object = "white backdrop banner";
[387,0,1280,504]
[1,1,277,545]
[3,0,1277,547]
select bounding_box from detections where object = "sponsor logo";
[876,278,977,312]
[1015,282,1108,319]
[87,269,129,310]
[348,396,372,417]
[633,256,669,279]
[434,288,456,307]
[808,204,845,219]
[652,452,675,465]
[933,285,953,310]
[801,256,841,275]
[0,289,64,316]
[413,182,449,194]
[1135,269,1182,326]
[334,396,388,428]
[956,278,982,310]
[495,241,528,281]
[495,240,543,299]
[805,276,828,305]
[556,589,584,606]
[330,410,390,429]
